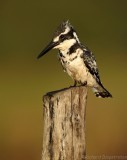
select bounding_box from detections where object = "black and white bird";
[37,21,112,98]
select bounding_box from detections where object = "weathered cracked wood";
[42,86,87,160]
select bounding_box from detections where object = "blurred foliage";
[0,0,127,159]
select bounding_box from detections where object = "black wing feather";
[81,45,112,97]
[82,47,102,86]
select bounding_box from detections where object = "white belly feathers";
[59,48,97,87]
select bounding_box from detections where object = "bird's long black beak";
[37,41,58,59]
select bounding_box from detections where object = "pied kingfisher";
[37,21,112,98]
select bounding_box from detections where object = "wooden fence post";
[42,86,87,160]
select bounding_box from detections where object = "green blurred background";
[1,0,127,159]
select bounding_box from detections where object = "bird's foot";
[69,81,77,88]
[82,81,87,86]
[77,81,87,87]
[69,81,87,88]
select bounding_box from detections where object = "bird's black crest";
[53,20,72,37]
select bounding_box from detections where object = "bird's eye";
[60,35,65,41]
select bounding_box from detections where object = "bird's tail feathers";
[92,85,112,98]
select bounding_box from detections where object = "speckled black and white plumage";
[38,21,112,98]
